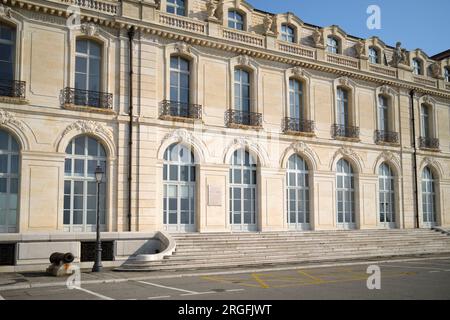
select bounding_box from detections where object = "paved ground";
[1,257,450,300]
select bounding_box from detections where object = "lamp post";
[92,165,104,273]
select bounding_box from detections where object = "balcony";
[419,137,440,151]
[52,0,118,15]
[62,87,113,110]
[160,100,202,121]
[225,110,262,129]
[0,79,26,99]
[332,124,360,140]
[282,118,315,136]
[375,130,399,145]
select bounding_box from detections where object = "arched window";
[379,163,395,226]
[228,10,244,30]
[378,95,389,132]
[0,129,19,233]
[369,47,379,64]
[412,58,422,75]
[289,78,303,120]
[420,104,431,138]
[64,136,107,232]
[422,167,436,225]
[234,68,251,124]
[281,24,295,43]
[167,0,186,16]
[327,36,339,54]
[444,67,450,82]
[163,143,196,232]
[337,87,349,127]
[169,56,190,116]
[0,22,16,97]
[336,159,355,228]
[229,149,257,231]
[75,39,102,106]
[286,154,310,230]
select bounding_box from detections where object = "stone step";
[121,249,450,271]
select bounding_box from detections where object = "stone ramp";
[116,229,450,271]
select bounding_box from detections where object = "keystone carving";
[0,4,12,18]
[0,109,24,129]
[62,120,112,139]
[237,54,251,67]
[80,22,99,37]
[174,42,191,54]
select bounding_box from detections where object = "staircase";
[117,229,450,271]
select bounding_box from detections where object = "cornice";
[3,0,450,100]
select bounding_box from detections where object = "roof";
[431,49,450,61]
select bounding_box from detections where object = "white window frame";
[228,10,244,31]
[281,24,295,43]
[379,163,395,228]
[234,68,251,113]
[64,135,107,232]
[420,104,431,138]
[166,0,186,16]
[327,36,339,54]
[336,159,355,229]
[337,87,349,126]
[286,155,310,230]
[0,23,16,82]
[422,167,436,226]
[378,95,389,132]
[75,39,102,93]
[229,149,257,232]
[444,67,450,82]
[369,47,379,64]
[0,130,19,233]
[163,143,196,233]
[412,58,422,75]
[170,55,190,105]
[289,78,303,120]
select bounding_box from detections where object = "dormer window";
[167,0,186,16]
[228,10,244,31]
[445,67,450,82]
[412,58,422,75]
[369,47,379,64]
[327,36,339,54]
[281,24,295,43]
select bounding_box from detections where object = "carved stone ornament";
[237,54,251,67]
[391,42,408,67]
[0,109,24,129]
[80,22,99,37]
[164,129,193,144]
[312,28,323,47]
[263,14,274,35]
[62,120,112,139]
[430,62,442,79]
[379,85,395,96]
[206,0,218,20]
[174,42,191,54]
[292,67,305,78]
[338,77,351,87]
[292,141,307,154]
[354,40,366,58]
[0,4,12,18]
[421,95,435,105]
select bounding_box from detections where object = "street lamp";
[92,165,104,273]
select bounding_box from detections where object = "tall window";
[289,79,303,120]
[281,24,295,43]
[369,47,379,64]
[0,130,19,233]
[64,136,106,232]
[422,167,436,225]
[286,155,310,230]
[229,149,257,231]
[412,58,422,75]
[420,104,431,138]
[379,163,395,225]
[444,67,450,82]
[337,87,349,126]
[228,10,244,30]
[327,36,339,54]
[170,56,190,107]
[0,23,16,93]
[75,39,101,93]
[167,0,186,16]
[336,159,355,228]
[163,143,196,232]
[234,68,250,113]
[378,95,389,132]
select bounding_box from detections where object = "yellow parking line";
[297,269,325,283]
[251,273,270,289]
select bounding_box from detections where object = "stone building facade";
[0,0,450,253]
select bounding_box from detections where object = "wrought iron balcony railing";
[282,118,315,134]
[225,109,262,127]
[375,130,399,144]
[332,124,360,139]
[160,100,202,120]
[62,87,113,109]
[419,137,439,150]
[0,79,26,99]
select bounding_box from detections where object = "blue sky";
[247,0,449,56]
